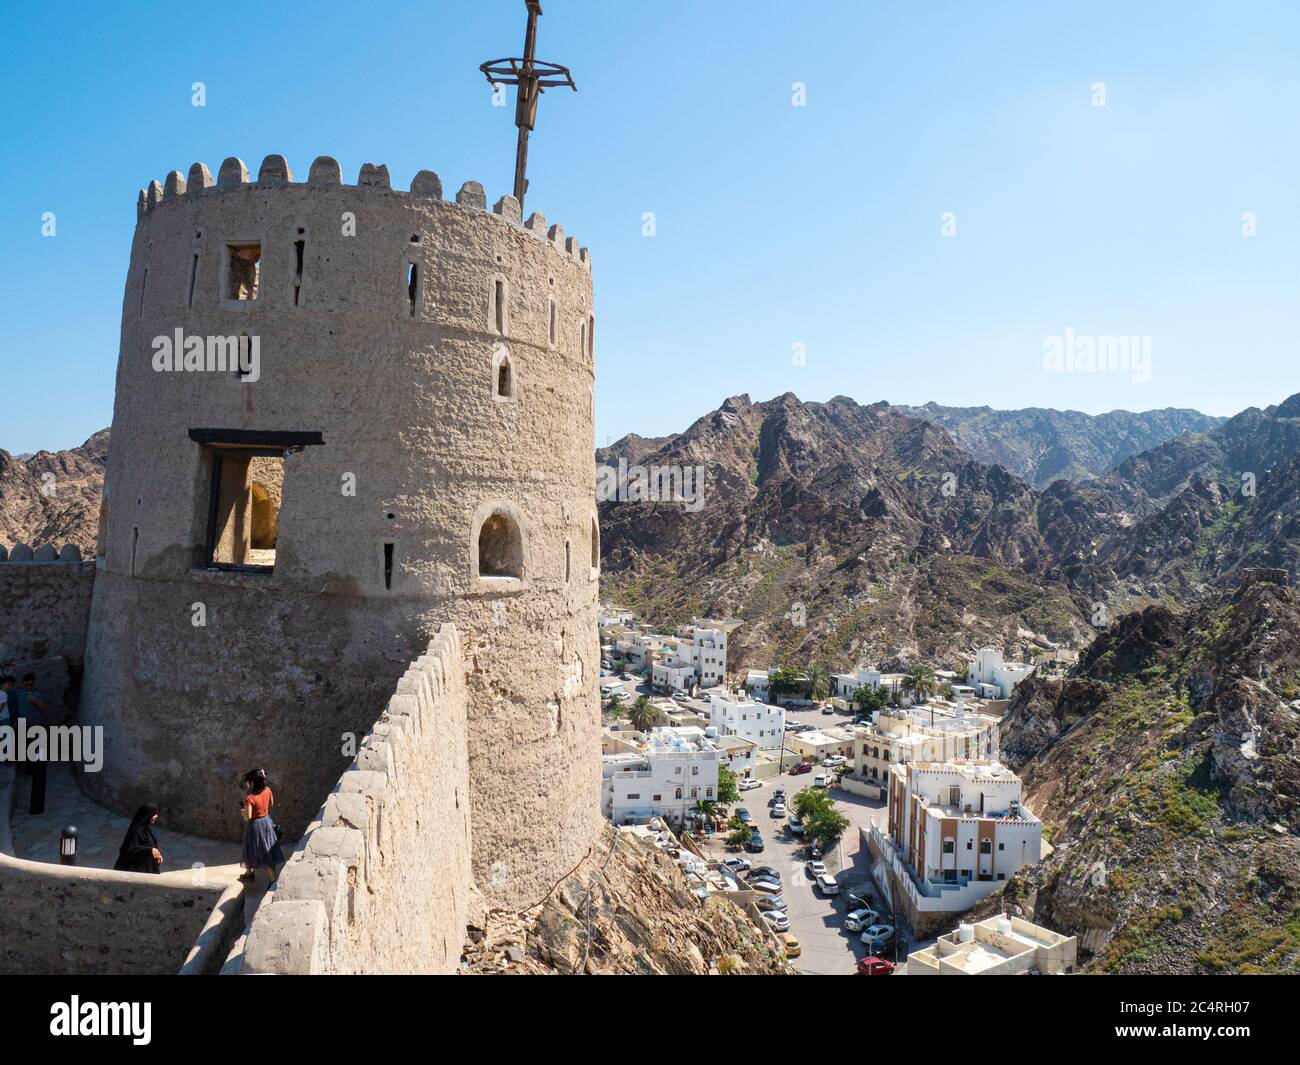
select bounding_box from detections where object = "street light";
[59,825,78,865]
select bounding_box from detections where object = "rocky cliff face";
[460,824,791,975]
[0,430,108,553]
[987,581,1300,973]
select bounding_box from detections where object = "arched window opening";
[478,512,523,579]
[492,346,516,401]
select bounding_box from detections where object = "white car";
[739,778,762,791]
[750,879,782,895]
[844,907,879,932]
[771,802,786,817]
[815,873,840,895]
[722,857,751,873]
[812,773,829,788]
[805,859,827,877]
[671,692,690,702]
[860,923,895,946]
[762,910,791,932]
[824,754,848,767]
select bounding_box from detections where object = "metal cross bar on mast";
[479,0,577,211]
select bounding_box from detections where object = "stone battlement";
[239,624,470,974]
[0,543,83,562]
[137,154,590,269]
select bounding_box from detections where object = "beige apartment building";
[854,703,999,783]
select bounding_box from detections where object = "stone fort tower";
[78,153,601,906]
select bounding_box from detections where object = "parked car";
[755,894,788,912]
[805,859,827,877]
[772,788,786,802]
[824,754,848,767]
[860,923,895,947]
[671,691,690,702]
[770,802,786,818]
[780,932,801,958]
[812,773,829,788]
[857,956,896,976]
[815,873,840,895]
[739,778,762,791]
[747,831,765,853]
[821,704,835,715]
[750,879,782,895]
[750,866,781,882]
[787,815,804,835]
[789,762,813,775]
[845,891,873,911]
[735,808,753,824]
[844,907,879,932]
[722,857,751,873]
[761,909,790,932]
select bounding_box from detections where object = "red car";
[789,762,813,775]
[857,956,896,976]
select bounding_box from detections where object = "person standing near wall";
[114,804,163,873]
[239,769,284,885]
[14,674,49,812]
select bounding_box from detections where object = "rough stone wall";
[79,154,602,905]
[0,765,226,975]
[239,625,470,974]
[0,550,94,722]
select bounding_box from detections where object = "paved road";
[740,741,897,975]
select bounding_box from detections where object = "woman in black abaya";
[114,803,163,874]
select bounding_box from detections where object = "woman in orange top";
[239,768,285,884]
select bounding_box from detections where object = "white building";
[967,648,1034,700]
[601,726,722,827]
[885,759,1041,906]
[854,702,999,784]
[832,668,881,701]
[649,626,729,692]
[707,691,785,752]
[743,669,770,702]
[906,914,1077,975]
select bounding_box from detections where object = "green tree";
[629,695,656,732]
[716,764,741,805]
[903,664,937,703]
[606,692,624,716]
[805,663,830,702]
[855,684,885,715]
[728,822,753,846]
[808,806,850,852]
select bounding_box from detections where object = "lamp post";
[59,825,78,865]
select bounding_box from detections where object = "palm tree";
[629,695,657,732]
[805,663,829,702]
[606,692,625,717]
[903,664,938,703]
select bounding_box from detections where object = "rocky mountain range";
[984,575,1300,973]
[597,392,1300,673]
[0,430,108,554]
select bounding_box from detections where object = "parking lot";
[724,704,904,975]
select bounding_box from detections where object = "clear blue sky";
[3,0,1298,454]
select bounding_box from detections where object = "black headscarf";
[114,803,161,874]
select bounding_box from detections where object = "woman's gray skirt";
[243,814,285,869]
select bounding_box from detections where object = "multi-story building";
[886,759,1041,897]
[967,648,1034,700]
[906,914,1078,975]
[743,669,770,702]
[707,691,785,752]
[649,626,729,692]
[831,668,881,701]
[854,702,999,783]
[600,726,722,826]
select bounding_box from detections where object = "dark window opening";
[225,242,261,301]
[565,540,571,582]
[496,355,513,398]
[493,279,505,334]
[478,512,523,579]
[588,315,595,357]
[383,542,394,590]
[187,254,199,308]
[139,268,148,318]
[293,239,305,306]
[548,299,557,344]
[407,262,419,317]
[204,448,284,571]
[590,516,600,571]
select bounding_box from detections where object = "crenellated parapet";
[239,624,470,974]
[135,153,591,269]
[0,543,83,563]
